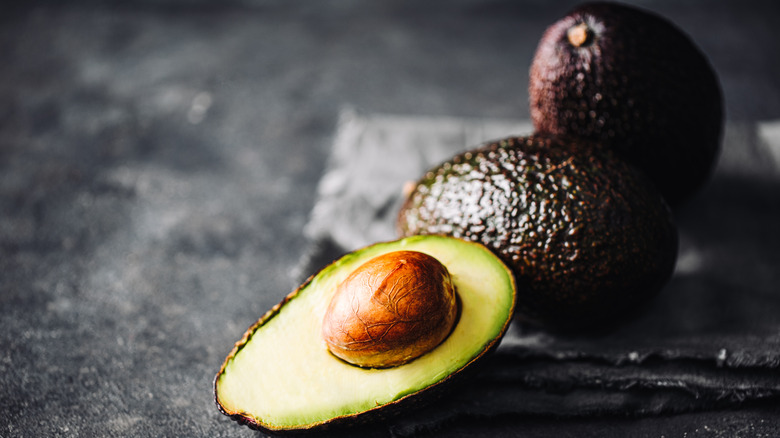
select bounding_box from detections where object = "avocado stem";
[567,22,592,48]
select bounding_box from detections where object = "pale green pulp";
[215,235,515,431]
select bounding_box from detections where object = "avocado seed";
[321,251,458,368]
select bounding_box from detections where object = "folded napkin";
[297,108,780,434]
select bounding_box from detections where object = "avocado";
[529,2,723,207]
[214,235,516,433]
[397,134,678,330]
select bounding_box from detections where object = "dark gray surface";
[2,1,780,437]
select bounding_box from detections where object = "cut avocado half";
[214,235,516,433]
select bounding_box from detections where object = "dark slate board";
[297,108,780,433]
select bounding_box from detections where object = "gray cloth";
[299,108,780,433]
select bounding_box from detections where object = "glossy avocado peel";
[214,235,516,433]
[398,134,678,331]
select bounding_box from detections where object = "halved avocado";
[214,235,516,433]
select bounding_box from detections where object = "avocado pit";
[321,250,458,368]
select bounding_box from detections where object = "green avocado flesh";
[214,235,516,432]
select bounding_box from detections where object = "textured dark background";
[2,1,780,437]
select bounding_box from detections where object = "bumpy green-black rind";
[214,235,516,435]
[397,134,678,330]
[529,2,723,207]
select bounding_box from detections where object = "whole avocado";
[529,2,723,207]
[397,134,678,330]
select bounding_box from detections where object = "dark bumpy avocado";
[397,134,678,330]
[215,235,515,433]
[529,2,723,207]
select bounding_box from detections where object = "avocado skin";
[397,134,678,330]
[529,2,723,207]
